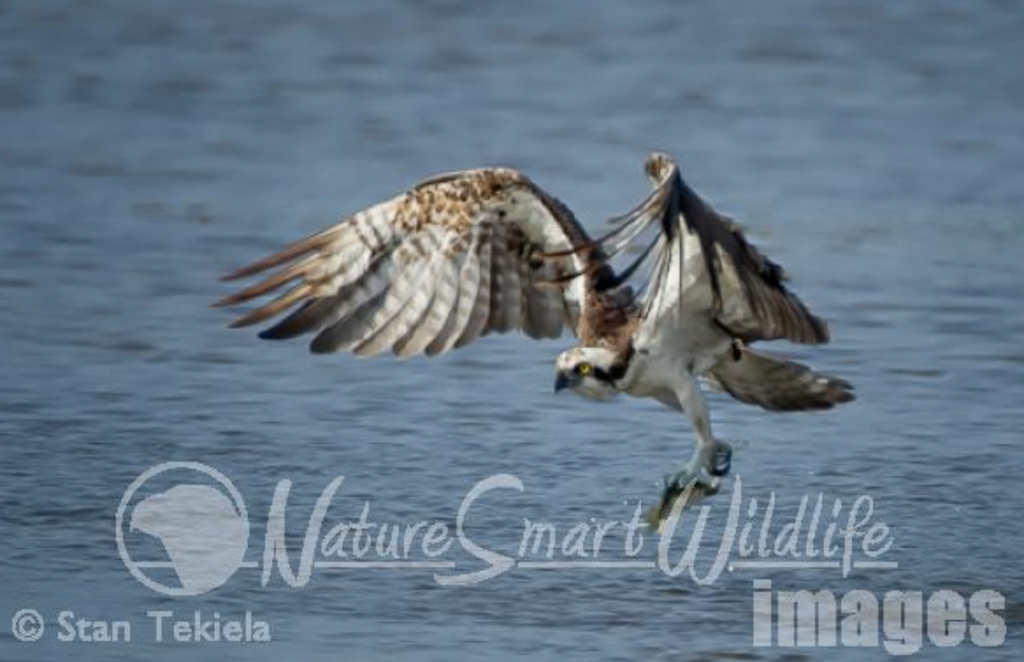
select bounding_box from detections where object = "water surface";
[2,0,1023,660]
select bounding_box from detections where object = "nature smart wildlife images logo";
[116,462,250,597]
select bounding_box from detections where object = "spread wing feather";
[596,153,830,346]
[426,230,483,355]
[216,169,600,357]
[393,257,458,357]
[454,230,494,349]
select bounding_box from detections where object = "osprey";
[216,153,854,521]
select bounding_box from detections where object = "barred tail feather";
[709,348,854,412]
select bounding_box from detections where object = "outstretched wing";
[589,153,829,345]
[214,168,604,357]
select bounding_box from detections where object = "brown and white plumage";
[595,152,830,347]
[708,347,854,412]
[215,168,617,357]
[216,153,854,520]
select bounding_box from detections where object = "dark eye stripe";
[591,362,628,384]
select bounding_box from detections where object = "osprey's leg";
[653,374,733,523]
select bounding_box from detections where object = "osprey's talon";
[647,442,735,529]
[672,469,721,495]
[645,464,717,528]
[709,442,733,478]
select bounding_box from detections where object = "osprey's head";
[554,347,623,400]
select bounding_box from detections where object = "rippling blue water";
[2,0,1023,660]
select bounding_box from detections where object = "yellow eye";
[577,363,592,376]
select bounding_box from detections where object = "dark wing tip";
[220,267,249,283]
[258,326,291,340]
[835,390,856,405]
[811,372,856,410]
[798,311,831,345]
[813,316,831,344]
[227,311,264,329]
[253,300,329,340]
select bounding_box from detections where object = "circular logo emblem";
[116,462,249,596]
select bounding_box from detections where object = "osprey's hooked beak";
[553,371,578,393]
